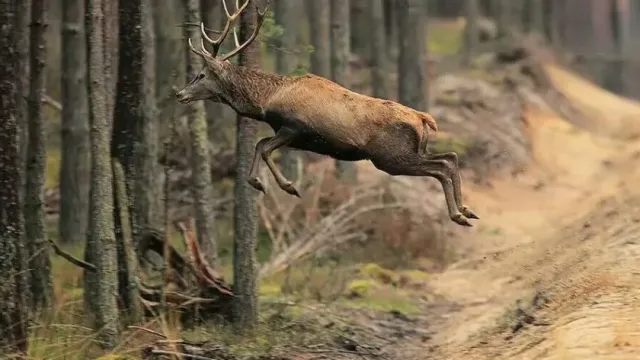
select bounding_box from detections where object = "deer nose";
[175,90,183,99]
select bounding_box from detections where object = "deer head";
[175,0,268,105]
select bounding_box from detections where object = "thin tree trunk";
[463,0,479,66]
[113,159,142,324]
[308,0,331,78]
[397,0,427,111]
[86,0,120,347]
[0,0,29,353]
[370,0,389,99]
[350,0,369,63]
[495,0,510,37]
[275,0,301,182]
[60,0,91,246]
[330,0,357,182]
[185,0,218,267]
[25,0,53,311]
[233,1,260,333]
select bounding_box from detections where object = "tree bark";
[60,0,91,247]
[86,0,120,347]
[185,0,219,267]
[308,0,331,78]
[330,0,357,182]
[370,0,389,99]
[232,1,260,332]
[25,0,53,312]
[0,0,29,353]
[275,0,301,182]
[397,0,427,111]
[528,0,545,35]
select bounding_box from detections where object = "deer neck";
[220,66,288,119]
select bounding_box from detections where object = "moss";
[360,263,399,285]
[400,269,431,281]
[259,283,282,296]
[339,294,419,314]
[346,279,378,298]
[431,136,470,156]
[427,20,464,55]
[45,145,61,189]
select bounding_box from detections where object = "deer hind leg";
[426,152,479,220]
[248,127,301,197]
[374,156,472,227]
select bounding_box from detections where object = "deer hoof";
[248,177,266,194]
[460,206,479,219]
[281,182,301,198]
[452,213,473,227]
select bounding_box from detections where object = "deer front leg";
[248,128,300,197]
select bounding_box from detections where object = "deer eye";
[196,73,205,81]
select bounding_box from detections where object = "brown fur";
[175,1,478,226]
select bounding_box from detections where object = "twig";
[127,326,167,339]
[42,94,62,111]
[150,349,215,360]
[47,239,97,272]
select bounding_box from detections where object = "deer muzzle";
[175,89,192,104]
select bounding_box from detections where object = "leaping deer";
[175,0,479,226]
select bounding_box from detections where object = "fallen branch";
[48,239,96,272]
[127,326,167,339]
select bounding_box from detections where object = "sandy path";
[416,65,640,360]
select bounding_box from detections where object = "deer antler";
[190,0,269,62]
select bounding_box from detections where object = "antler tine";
[219,3,269,62]
[188,37,208,58]
[221,0,231,18]
[201,0,252,57]
[233,26,240,48]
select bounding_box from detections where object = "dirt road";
[411,64,640,360]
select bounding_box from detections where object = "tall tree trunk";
[233,1,260,332]
[185,0,218,267]
[275,0,301,182]
[112,0,157,323]
[83,0,119,320]
[528,0,545,36]
[308,0,331,78]
[349,0,369,63]
[330,0,357,182]
[17,0,31,206]
[25,0,53,311]
[397,0,427,111]
[113,0,160,241]
[154,0,185,128]
[370,0,389,99]
[86,0,120,347]
[384,0,399,63]
[60,0,91,246]
[201,0,233,147]
[494,0,510,37]
[0,0,29,353]
[463,0,479,66]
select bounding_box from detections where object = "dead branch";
[47,239,97,272]
[128,325,167,339]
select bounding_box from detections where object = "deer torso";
[259,74,427,161]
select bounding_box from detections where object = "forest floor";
[32,47,640,360]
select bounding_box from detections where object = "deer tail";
[419,112,438,132]
[417,112,437,155]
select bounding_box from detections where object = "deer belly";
[289,134,369,161]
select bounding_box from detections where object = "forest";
[2,0,640,359]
